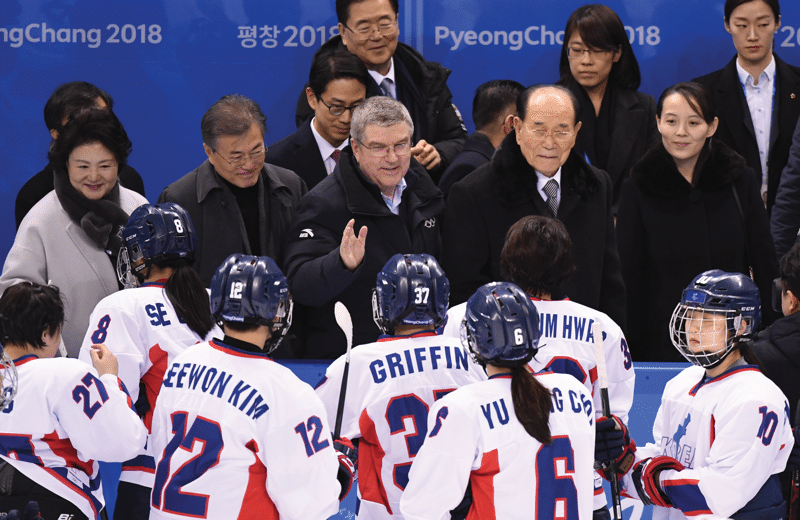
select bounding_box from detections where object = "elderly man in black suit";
[266,47,370,190]
[443,84,626,330]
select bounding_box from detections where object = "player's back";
[315,331,486,518]
[0,356,146,519]
[401,371,596,520]
[149,340,339,520]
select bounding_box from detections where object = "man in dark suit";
[15,82,146,229]
[266,48,369,190]
[439,79,524,197]
[693,0,800,214]
[443,84,626,330]
[158,95,306,287]
[295,0,466,183]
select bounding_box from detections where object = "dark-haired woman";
[558,4,658,209]
[78,203,220,520]
[0,109,148,357]
[0,282,146,519]
[617,82,777,362]
[596,271,791,519]
[400,282,595,519]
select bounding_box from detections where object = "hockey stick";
[333,301,353,441]
[593,322,623,520]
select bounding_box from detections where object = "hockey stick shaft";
[333,302,353,440]
[593,322,623,520]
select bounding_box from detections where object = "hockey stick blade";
[333,302,353,440]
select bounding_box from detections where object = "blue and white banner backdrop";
[1,0,799,262]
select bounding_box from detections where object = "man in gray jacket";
[158,95,307,286]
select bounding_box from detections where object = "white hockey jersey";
[623,364,793,519]
[0,355,147,519]
[79,281,220,487]
[315,331,486,518]
[444,297,635,510]
[400,372,596,520]
[149,339,340,520]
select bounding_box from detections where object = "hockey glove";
[335,438,357,500]
[787,427,800,472]
[632,456,685,508]
[594,415,636,480]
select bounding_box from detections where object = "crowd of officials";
[4,0,800,517]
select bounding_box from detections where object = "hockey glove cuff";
[335,438,357,500]
[594,415,636,480]
[632,456,685,508]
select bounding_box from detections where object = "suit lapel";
[293,120,328,187]
[718,60,756,155]
[557,169,582,222]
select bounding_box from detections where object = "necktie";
[331,149,341,164]
[543,179,559,218]
[380,78,395,99]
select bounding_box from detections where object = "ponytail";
[510,365,552,444]
[164,261,214,339]
[737,340,764,373]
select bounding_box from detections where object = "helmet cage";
[0,348,17,411]
[669,303,741,369]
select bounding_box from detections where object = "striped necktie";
[543,178,559,217]
[380,78,395,99]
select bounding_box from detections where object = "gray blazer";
[0,188,148,357]
[157,160,307,286]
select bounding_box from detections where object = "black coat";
[753,311,800,424]
[295,36,466,181]
[157,160,307,286]
[693,54,800,214]
[438,131,495,198]
[770,117,800,259]
[16,162,146,229]
[564,83,659,212]
[265,118,329,191]
[617,140,778,362]
[283,147,444,359]
[442,131,626,330]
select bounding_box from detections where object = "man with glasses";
[295,0,467,183]
[284,96,444,359]
[443,84,626,330]
[267,47,369,190]
[158,94,307,289]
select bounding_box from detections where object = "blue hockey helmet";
[372,253,450,335]
[462,282,540,365]
[210,254,293,353]
[117,203,198,287]
[669,269,761,368]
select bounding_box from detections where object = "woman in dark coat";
[557,4,659,211]
[617,82,778,362]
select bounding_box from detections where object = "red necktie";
[331,149,341,163]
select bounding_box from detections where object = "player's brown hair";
[501,216,575,298]
[510,362,552,444]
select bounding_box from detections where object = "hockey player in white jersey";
[442,215,633,519]
[79,203,220,519]
[315,254,486,518]
[596,270,793,519]
[401,281,596,519]
[0,282,147,519]
[149,254,346,519]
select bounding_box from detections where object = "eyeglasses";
[213,147,266,169]
[318,97,361,117]
[343,20,399,41]
[355,139,410,157]
[527,128,575,144]
[567,47,612,59]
